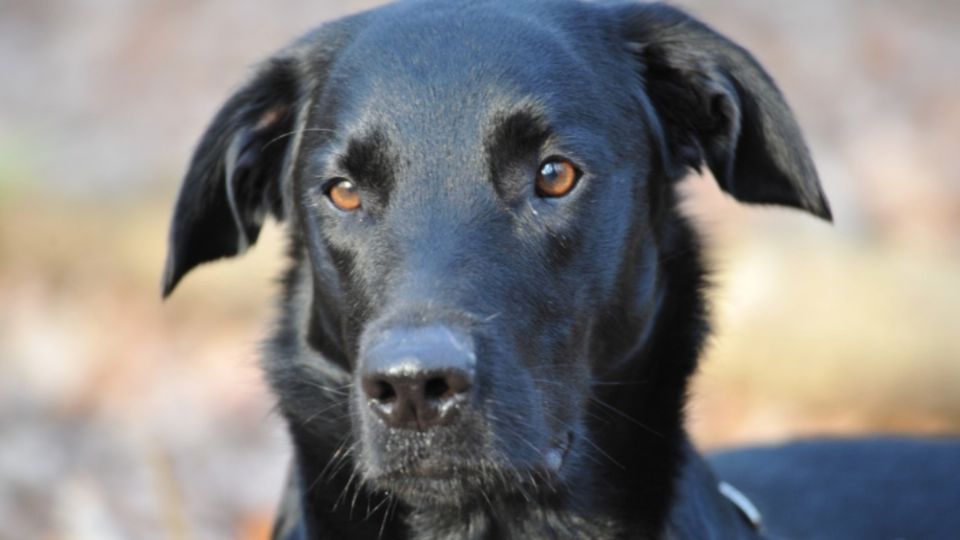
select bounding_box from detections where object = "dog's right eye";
[535,158,580,198]
[325,178,361,211]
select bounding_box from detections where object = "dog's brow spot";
[486,109,551,197]
[338,130,395,201]
[255,107,287,130]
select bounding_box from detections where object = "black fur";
[162,1,957,538]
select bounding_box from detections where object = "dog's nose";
[361,326,474,431]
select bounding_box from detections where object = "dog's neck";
[585,213,710,536]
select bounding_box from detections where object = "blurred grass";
[685,183,960,447]
[0,188,290,540]
[0,137,38,202]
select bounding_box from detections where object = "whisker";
[378,495,395,540]
[481,312,502,323]
[364,491,392,521]
[299,379,351,395]
[578,434,626,470]
[590,396,664,438]
[350,474,367,518]
[590,380,648,387]
[479,485,494,510]
[327,441,359,481]
[319,437,356,482]
[302,399,349,425]
[262,127,338,151]
[333,468,360,512]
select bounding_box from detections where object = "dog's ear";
[161,56,305,297]
[620,3,831,220]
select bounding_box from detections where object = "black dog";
[162,1,958,538]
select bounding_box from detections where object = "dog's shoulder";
[710,437,960,539]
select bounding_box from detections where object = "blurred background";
[1,0,958,538]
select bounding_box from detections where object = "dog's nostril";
[425,372,471,402]
[374,379,397,403]
[424,376,450,401]
[362,370,473,430]
[363,377,398,403]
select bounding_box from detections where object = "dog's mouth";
[368,430,575,504]
[379,430,574,477]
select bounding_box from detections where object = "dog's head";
[163,0,828,511]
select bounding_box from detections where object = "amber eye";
[326,178,361,211]
[535,158,580,198]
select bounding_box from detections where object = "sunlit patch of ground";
[682,180,960,449]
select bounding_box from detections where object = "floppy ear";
[161,57,305,297]
[621,3,831,220]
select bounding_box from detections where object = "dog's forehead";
[321,0,617,149]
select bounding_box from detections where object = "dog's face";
[293,3,662,505]
[162,0,829,512]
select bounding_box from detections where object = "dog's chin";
[372,469,488,507]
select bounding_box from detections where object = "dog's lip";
[389,466,460,478]
[376,464,475,484]
[374,432,574,480]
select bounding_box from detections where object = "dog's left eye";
[325,178,362,211]
[535,158,580,198]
